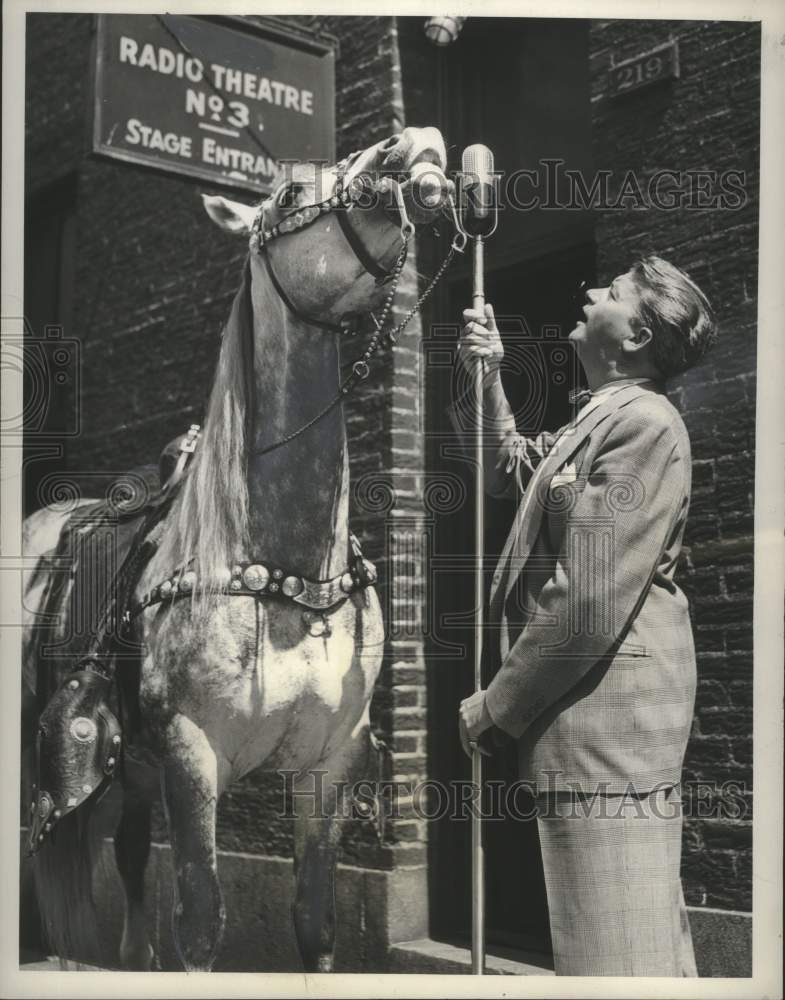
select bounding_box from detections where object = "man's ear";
[624,324,654,354]
[201,194,257,234]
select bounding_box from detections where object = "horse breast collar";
[127,532,378,638]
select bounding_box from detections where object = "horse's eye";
[277,184,299,209]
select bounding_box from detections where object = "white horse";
[22,127,452,972]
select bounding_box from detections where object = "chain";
[252,237,410,456]
[384,241,458,344]
[252,234,458,457]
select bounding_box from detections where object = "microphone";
[460,144,498,239]
[459,144,498,311]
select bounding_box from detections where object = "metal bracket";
[447,193,468,252]
[179,423,201,454]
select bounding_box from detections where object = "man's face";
[568,271,642,359]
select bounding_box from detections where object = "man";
[452,256,716,976]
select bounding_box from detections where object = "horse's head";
[203,126,453,326]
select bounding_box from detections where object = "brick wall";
[589,18,759,912]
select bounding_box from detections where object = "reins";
[248,153,467,457]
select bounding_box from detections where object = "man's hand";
[458,303,503,376]
[458,689,494,759]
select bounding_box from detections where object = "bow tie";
[568,387,593,409]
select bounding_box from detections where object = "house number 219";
[608,42,679,98]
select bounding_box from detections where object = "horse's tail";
[31,797,106,968]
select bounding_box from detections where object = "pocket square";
[550,462,578,488]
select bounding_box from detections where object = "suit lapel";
[490,383,654,609]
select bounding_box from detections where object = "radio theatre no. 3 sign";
[93,15,336,193]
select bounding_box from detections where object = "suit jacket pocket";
[615,637,652,659]
[549,461,578,489]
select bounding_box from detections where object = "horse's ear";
[201,194,257,235]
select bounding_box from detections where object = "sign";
[608,41,680,98]
[93,15,336,193]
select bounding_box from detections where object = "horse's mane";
[156,257,255,595]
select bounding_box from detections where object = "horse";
[21,126,454,972]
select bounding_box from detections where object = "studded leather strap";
[127,554,378,622]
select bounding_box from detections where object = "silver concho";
[282,575,303,597]
[340,572,354,594]
[243,564,270,591]
[70,716,98,744]
[307,615,328,637]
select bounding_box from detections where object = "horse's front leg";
[160,715,229,972]
[292,719,377,973]
[114,769,156,971]
[292,790,342,973]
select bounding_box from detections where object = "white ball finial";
[423,16,467,47]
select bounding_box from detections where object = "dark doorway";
[422,16,596,958]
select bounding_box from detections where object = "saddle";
[28,426,201,853]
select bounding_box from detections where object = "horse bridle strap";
[333,204,393,283]
[260,251,348,334]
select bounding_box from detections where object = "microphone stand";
[470,233,486,976]
[454,147,497,976]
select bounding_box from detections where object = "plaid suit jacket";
[449,380,696,793]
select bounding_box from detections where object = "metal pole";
[471,235,486,976]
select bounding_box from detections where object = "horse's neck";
[246,264,350,580]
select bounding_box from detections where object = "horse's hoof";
[119,940,154,971]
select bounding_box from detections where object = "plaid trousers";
[536,785,697,976]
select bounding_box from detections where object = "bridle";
[246,150,467,457]
[250,153,414,294]
[249,151,414,331]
